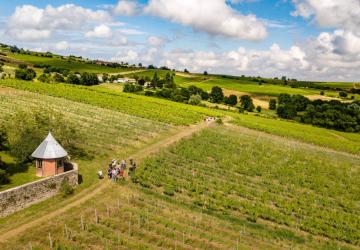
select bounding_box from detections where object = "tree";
[210,86,224,103]
[188,95,202,105]
[3,109,83,163]
[256,106,262,112]
[151,72,159,88]
[339,91,348,98]
[224,95,237,106]
[240,95,255,112]
[204,71,208,75]
[15,65,36,81]
[67,73,80,85]
[102,73,109,83]
[184,69,189,73]
[276,104,297,119]
[80,72,99,86]
[164,72,176,88]
[53,73,65,83]
[269,99,277,110]
[278,93,292,105]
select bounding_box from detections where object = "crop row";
[0,79,222,125]
[133,127,360,246]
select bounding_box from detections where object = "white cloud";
[144,0,267,41]
[7,4,112,41]
[55,41,69,51]
[85,25,113,38]
[291,0,360,35]
[148,36,169,47]
[113,0,140,16]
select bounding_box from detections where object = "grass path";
[0,119,215,243]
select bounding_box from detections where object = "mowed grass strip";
[134,126,360,247]
[0,79,221,125]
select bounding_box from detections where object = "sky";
[1,0,360,81]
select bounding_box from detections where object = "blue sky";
[1,0,360,81]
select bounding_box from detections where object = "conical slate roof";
[31,132,68,159]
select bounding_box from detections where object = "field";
[0,86,173,189]
[0,69,359,249]
[134,126,360,248]
[230,113,360,154]
[0,79,221,125]
[0,51,136,74]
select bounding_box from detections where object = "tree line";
[274,93,360,132]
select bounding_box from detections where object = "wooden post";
[95,209,99,224]
[236,238,239,250]
[81,215,85,231]
[128,221,131,236]
[64,224,69,239]
[48,232,53,249]
[182,232,185,245]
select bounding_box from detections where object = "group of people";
[98,158,137,181]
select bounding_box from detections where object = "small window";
[36,160,43,168]
[56,160,63,168]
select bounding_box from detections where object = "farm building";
[31,132,68,177]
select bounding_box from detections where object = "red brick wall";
[42,160,56,177]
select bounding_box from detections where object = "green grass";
[0,152,40,191]
[230,113,360,154]
[134,126,360,247]
[318,82,359,89]
[6,52,136,74]
[0,87,173,188]
[0,79,222,125]
[181,77,326,97]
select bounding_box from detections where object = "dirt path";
[0,120,214,242]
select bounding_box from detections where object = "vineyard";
[134,126,360,247]
[231,113,360,154]
[0,79,221,125]
[0,87,172,188]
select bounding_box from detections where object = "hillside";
[0,45,359,250]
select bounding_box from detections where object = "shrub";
[0,169,9,185]
[339,91,348,98]
[60,177,74,197]
[256,106,262,113]
[15,67,36,81]
[269,99,277,110]
[188,95,202,106]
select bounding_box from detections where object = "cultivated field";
[134,126,360,248]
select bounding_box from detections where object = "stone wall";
[0,163,78,217]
